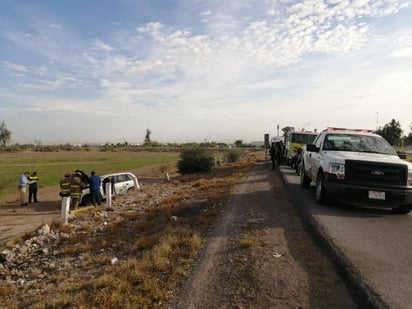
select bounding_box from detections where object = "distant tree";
[376,119,403,146]
[144,129,151,143]
[0,121,11,146]
[234,140,243,147]
[282,126,294,136]
[403,122,412,147]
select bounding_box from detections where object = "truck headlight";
[408,169,412,186]
[329,163,345,179]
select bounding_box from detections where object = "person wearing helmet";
[70,171,85,210]
[59,172,72,198]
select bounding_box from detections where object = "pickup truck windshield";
[323,133,397,155]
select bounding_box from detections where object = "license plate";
[368,191,385,200]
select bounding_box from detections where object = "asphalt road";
[280,166,412,309]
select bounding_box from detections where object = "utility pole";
[375,112,379,131]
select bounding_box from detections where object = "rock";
[18,245,29,254]
[37,224,50,236]
[111,257,118,264]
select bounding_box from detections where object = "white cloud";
[19,75,75,90]
[48,23,61,29]
[3,61,27,72]
[92,39,113,52]
[389,46,412,58]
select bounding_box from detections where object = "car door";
[114,174,134,195]
[307,134,325,181]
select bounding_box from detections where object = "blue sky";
[0,0,411,144]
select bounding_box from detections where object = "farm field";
[0,149,180,198]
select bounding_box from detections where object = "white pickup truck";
[300,127,412,214]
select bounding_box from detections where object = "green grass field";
[0,150,179,196]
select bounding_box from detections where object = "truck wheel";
[315,172,328,204]
[300,165,310,188]
[392,205,412,215]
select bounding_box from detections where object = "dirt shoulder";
[170,162,355,308]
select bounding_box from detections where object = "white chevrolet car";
[80,172,139,205]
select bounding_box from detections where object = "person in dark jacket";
[269,144,276,170]
[89,171,101,206]
[28,171,39,203]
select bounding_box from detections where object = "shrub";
[224,149,243,163]
[177,147,214,175]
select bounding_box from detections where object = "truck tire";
[300,165,310,188]
[392,205,412,215]
[315,172,328,204]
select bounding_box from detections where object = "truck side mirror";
[306,144,319,153]
[397,151,407,159]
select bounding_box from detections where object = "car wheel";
[392,205,412,215]
[315,172,328,204]
[300,165,310,188]
[81,194,92,206]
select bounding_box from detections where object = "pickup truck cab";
[300,127,412,214]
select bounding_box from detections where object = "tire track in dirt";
[172,162,355,308]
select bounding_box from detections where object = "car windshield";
[322,133,397,155]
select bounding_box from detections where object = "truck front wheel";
[315,172,328,204]
[300,165,310,188]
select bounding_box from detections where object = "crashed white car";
[80,172,139,205]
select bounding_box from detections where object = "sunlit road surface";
[280,166,412,309]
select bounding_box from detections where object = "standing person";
[269,144,276,170]
[59,172,72,198]
[28,171,39,203]
[18,172,30,205]
[278,141,285,165]
[89,171,101,206]
[70,171,85,210]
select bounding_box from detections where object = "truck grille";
[345,160,407,186]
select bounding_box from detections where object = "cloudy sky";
[0,0,411,144]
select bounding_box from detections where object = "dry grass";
[3,231,35,249]
[238,234,261,248]
[0,154,259,307]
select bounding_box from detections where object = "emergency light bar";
[325,127,373,133]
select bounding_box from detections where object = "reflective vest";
[59,177,71,197]
[29,175,39,188]
[70,175,83,199]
